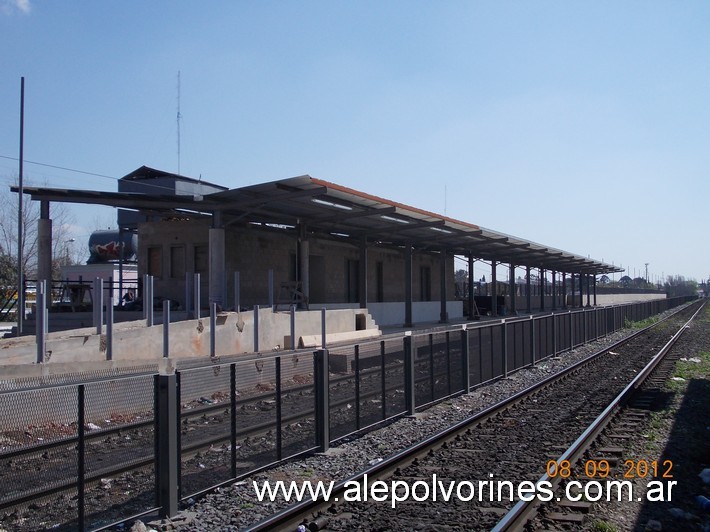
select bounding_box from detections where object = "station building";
[16,166,622,328]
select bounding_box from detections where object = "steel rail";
[243,301,701,532]
[492,300,706,531]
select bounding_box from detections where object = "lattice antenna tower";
[177,70,182,175]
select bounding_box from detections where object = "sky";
[1,1,708,283]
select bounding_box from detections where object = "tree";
[0,180,77,281]
[663,275,698,297]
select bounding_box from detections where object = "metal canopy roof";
[13,170,621,275]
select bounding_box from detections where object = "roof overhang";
[12,172,622,275]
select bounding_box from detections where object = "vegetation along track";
[249,300,704,531]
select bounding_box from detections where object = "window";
[170,246,185,279]
[148,246,162,278]
[194,244,208,274]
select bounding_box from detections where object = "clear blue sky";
[1,1,708,283]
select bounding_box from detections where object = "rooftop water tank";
[87,230,138,263]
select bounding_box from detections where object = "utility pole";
[17,77,24,336]
[645,263,649,285]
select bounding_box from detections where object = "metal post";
[321,307,326,348]
[77,384,85,532]
[552,312,557,356]
[530,315,537,366]
[36,280,46,363]
[404,332,415,415]
[268,269,274,310]
[234,271,240,311]
[106,296,113,361]
[210,302,217,358]
[147,275,154,327]
[526,266,532,313]
[185,272,193,319]
[467,254,475,320]
[290,304,296,351]
[439,249,448,323]
[97,278,104,334]
[314,349,330,452]
[155,374,179,519]
[230,363,238,472]
[194,272,201,320]
[569,310,574,349]
[354,345,361,429]
[163,300,170,358]
[404,242,413,327]
[491,260,497,317]
[461,327,470,393]
[275,358,283,460]
[502,321,508,378]
[17,77,25,337]
[253,306,259,353]
[562,272,567,308]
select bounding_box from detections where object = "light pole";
[645,263,649,285]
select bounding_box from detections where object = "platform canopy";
[14,167,622,275]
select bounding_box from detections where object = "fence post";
[404,332,415,415]
[234,271,240,312]
[268,269,274,310]
[253,306,259,353]
[155,374,179,519]
[106,296,113,361]
[185,272,193,319]
[194,273,201,320]
[36,280,46,364]
[230,363,238,474]
[502,320,508,378]
[290,304,296,351]
[94,277,104,334]
[77,384,85,532]
[163,300,170,358]
[460,326,470,393]
[210,302,217,358]
[530,314,537,366]
[552,313,557,356]
[314,349,330,452]
[321,307,327,348]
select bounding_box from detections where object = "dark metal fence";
[0,295,696,530]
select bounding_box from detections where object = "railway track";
[245,300,704,531]
[0,334,466,526]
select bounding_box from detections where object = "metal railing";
[0,295,696,530]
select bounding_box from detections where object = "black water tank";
[87,230,138,263]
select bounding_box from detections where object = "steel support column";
[467,254,475,320]
[155,374,178,519]
[586,273,591,307]
[298,224,310,308]
[359,239,368,309]
[37,201,52,284]
[439,249,448,323]
[526,266,532,313]
[509,264,516,316]
[593,274,597,306]
[404,242,413,327]
[562,272,567,308]
[208,211,225,308]
[571,273,576,308]
[539,268,545,312]
[551,271,557,310]
[490,260,497,317]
